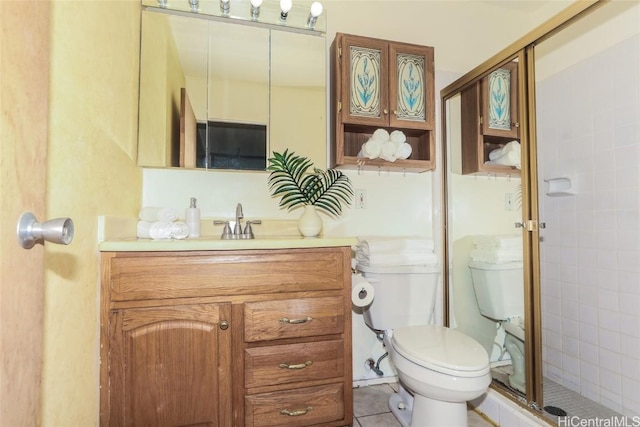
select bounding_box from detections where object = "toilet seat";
[391,325,490,378]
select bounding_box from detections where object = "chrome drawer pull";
[280,407,312,417]
[279,316,313,324]
[279,361,313,370]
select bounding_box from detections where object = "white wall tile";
[538,36,640,415]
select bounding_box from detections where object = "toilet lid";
[392,325,490,377]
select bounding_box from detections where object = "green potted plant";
[267,149,353,237]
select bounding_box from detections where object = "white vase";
[298,205,323,237]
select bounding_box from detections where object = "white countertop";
[99,235,357,252]
[98,216,356,252]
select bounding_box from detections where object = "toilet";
[359,264,491,427]
[469,260,526,393]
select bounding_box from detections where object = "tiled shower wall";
[536,34,640,417]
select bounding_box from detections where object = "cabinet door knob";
[383,108,388,114]
[219,320,229,330]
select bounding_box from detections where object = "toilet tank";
[357,264,440,331]
[469,261,524,321]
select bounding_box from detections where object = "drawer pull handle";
[280,407,312,417]
[279,361,313,370]
[279,316,312,324]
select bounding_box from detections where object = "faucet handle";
[214,220,233,239]
[243,220,261,239]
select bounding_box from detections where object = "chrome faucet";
[214,203,261,239]
[234,203,244,235]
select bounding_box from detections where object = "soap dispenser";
[185,197,200,238]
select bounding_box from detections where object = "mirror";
[444,55,526,398]
[137,5,326,170]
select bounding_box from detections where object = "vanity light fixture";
[279,0,292,21]
[188,0,199,12]
[250,0,262,20]
[306,1,323,29]
[220,0,230,15]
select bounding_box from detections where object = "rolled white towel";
[371,128,390,142]
[395,142,412,160]
[139,207,178,223]
[359,137,383,159]
[379,140,397,162]
[389,130,406,144]
[171,221,190,239]
[487,141,521,168]
[137,220,173,239]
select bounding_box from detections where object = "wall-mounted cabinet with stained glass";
[461,60,521,176]
[331,33,435,172]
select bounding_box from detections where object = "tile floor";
[541,377,624,423]
[353,383,496,427]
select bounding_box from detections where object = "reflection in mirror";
[137,7,326,171]
[270,30,326,167]
[445,57,525,398]
[204,22,269,169]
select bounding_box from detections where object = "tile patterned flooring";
[353,383,496,427]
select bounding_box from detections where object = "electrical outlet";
[355,189,367,209]
[505,193,514,211]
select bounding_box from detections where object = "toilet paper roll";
[351,274,374,307]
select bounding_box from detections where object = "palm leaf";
[267,150,353,216]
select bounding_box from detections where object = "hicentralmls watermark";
[557,416,640,427]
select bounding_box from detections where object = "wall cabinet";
[461,61,520,175]
[331,33,435,172]
[100,247,352,427]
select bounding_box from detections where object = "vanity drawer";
[244,296,344,342]
[245,383,344,427]
[245,339,344,388]
[107,250,345,301]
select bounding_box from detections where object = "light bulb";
[250,0,262,19]
[280,0,292,21]
[220,0,230,15]
[310,1,323,17]
[306,1,322,28]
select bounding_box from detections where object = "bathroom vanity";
[99,239,353,426]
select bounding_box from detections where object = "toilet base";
[388,384,469,427]
[389,388,413,427]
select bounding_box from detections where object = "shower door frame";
[440,0,608,413]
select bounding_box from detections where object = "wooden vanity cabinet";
[100,247,353,427]
[331,32,435,172]
[461,61,520,176]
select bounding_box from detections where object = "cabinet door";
[388,42,434,131]
[339,34,389,127]
[481,61,519,138]
[108,303,232,427]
